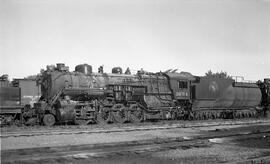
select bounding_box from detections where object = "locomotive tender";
[33,63,269,126]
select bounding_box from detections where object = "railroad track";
[1,119,270,138]
[2,127,270,164]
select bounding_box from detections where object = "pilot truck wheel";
[43,114,56,126]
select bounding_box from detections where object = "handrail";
[44,87,65,110]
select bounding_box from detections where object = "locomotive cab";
[164,72,195,102]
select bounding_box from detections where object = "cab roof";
[165,72,195,81]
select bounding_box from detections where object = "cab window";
[178,81,188,89]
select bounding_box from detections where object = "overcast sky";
[1,0,269,80]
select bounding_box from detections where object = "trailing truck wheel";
[112,104,128,123]
[131,109,144,123]
[130,104,144,123]
[43,114,55,126]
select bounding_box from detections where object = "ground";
[1,119,270,163]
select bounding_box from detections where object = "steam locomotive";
[1,63,269,126]
[31,63,269,126]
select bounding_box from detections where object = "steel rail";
[1,119,270,138]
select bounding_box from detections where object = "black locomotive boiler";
[33,63,269,126]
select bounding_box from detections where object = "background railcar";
[12,79,41,107]
[0,75,22,125]
[0,76,41,125]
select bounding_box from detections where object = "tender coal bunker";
[234,133,270,149]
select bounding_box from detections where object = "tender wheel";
[171,111,177,120]
[96,113,107,124]
[113,110,128,123]
[43,114,55,126]
[98,108,113,124]
[25,117,38,126]
[188,112,194,120]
